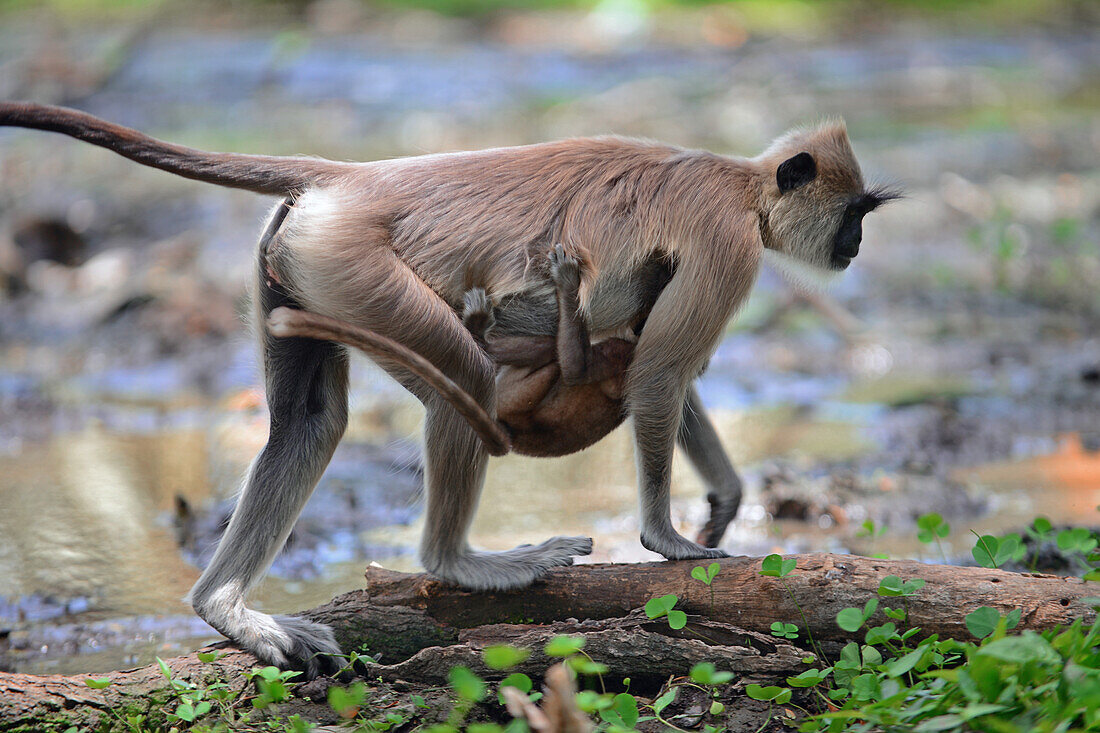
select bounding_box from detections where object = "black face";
[830,188,901,270]
[831,204,864,269]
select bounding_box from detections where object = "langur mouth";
[830,253,854,270]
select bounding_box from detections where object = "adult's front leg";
[632,381,727,560]
[624,220,760,561]
[628,310,727,559]
[678,386,743,548]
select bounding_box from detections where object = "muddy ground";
[0,5,1097,726]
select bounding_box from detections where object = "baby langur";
[464,245,741,548]
[461,243,651,457]
[0,102,897,676]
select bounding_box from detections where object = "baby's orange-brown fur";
[491,340,632,457]
[461,244,661,457]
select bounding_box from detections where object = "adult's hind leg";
[188,258,349,677]
[679,386,743,548]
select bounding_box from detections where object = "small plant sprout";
[971,531,1025,569]
[245,665,300,709]
[1066,527,1100,554]
[837,599,879,633]
[875,575,925,624]
[1058,527,1099,556]
[746,683,792,704]
[690,662,734,686]
[746,683,793,730]
[434,665,488,730]
[651,686,679,727]
[481,644,538,707]
[916,512,951,562]
[449,666,486,703]
[689,663,734,721]
[645,593,688,630]
[543,634,586,658]
[787,668,829,689]
[856,519,889,558]
[327,682,367,719]
[598,692,643,730]
[482,644,530,670]
[497,672,537,706]
[760,553,797,578]
[543,634,608,684]
[760,554,827,663]
[877,576,925,598]
[691,561,720,585]
[1025,517,1055,571]
[771,621,800,640]
[965,606,1021,640]
[692,561,721,606]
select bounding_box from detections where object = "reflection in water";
[0,429,208,618]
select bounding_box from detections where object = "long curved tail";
[0,102,347,195]
[267,306,512,457]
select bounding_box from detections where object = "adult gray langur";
[0,102,897,676]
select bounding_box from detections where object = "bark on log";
[360,554,1098,643]
[1,554,1095,728]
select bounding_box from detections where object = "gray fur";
[679,387,743,548]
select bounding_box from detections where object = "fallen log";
[358,553,1099,642]
[1,554,1095,729]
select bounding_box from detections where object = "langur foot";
[695,495,740,548]
[641,529,728,561]
[234,614,345,679]
[548,243,582,292]
[267,616,345,678]
[196,597,346,679]
[426,535,593,591]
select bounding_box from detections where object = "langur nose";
[835,236,861,259]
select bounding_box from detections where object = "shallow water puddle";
[361,405,870,568]
[959,433,1100,529]
[0,429,210,616]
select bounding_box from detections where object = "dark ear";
[776,152,817,193]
